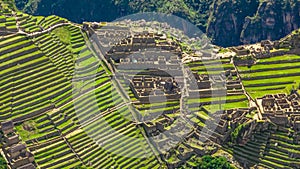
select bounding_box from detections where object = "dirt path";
[232,58,263,120]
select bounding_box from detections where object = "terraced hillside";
[229,122,300,169]
[237,55,300,99]
[0,1,159,168]
[2,0,300,169]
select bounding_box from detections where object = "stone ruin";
[129,75,181,103]
[229,39,289,61]
[192,73,211,90]
[118,54,181,71]
[207,108,254,145]
[276,29,300,55]
[258,92,300,131]
[230,46,250,56]
[142,115,174,136]
[233,56,255,67]
[101,29,186,104]
[105,31,181,65]
[0,121,36,169]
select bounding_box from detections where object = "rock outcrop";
[241,0,300,45]
[207,0,300,47]
[16,0,300,47]
[206,0,260,47]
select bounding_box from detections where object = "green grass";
[33,16,44,23]
[0,153,7,169]
[15,120,46,141]
[238,55,300,98]
[52,26,71,45]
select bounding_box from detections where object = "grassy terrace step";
[233,128,300,168]
[265,149,300,165]
[33,31,75,78]
[269,138,300,151]
[67,129,158,169]
[33,138,81,169]
[74,90,115,120]
[1,63,56,102]
[0,34,26,47]
[188,94,248,106]
[187,59,233,75]
[231,131,270,166]
[16,120,59,143]
[233,146,261,164]
[49,80,116,135]
[16,12,42,33]
[0,33,76,121]
[238,55,300,98]
[68,25,85,53]
[80,105,154,162]
[259,159,291,169]
[38,15,67,29]
[0,15,17,34]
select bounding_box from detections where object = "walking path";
[232,58,263,120]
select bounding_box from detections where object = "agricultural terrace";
[187,58,249,110]
[0,9,161,167]
[237,55,300,98]
[230,125,300,169]
[3,0,300,168]
[15,12,42,33]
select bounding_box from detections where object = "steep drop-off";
[15,0,300,47]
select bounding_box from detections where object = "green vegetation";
[0,154,7,169]
[15,120,39,140]
[74,166,93,169]
[179,155,235,169]
[219,48,231,54]
[2,0,300,168]
[231,124,245,142]
[238,55,300,98]
[15,0,300,47]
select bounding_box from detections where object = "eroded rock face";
[241,0,300,45]
[207,0,300,47]
[16,0,300,47]
[207,0,260,47]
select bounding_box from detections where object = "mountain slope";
[15,0,300,47]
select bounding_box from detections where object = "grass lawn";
[15,120,46,141]
[52,26,71,45]
[237,54,300,98]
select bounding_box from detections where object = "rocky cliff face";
[206,0,259,47]
[16,0,300,47]
[207,0,300,47]
[241,0,300,45]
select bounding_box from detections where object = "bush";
[231,124,245,142]
[199,155,235,169]
[0,154,7,169]
[183,155,235,169]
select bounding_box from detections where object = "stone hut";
[1,122,36,169]
[262,97,275,108]
[231,46,250,56]
[8,144,27,159]
[1,121,14,135]
[5,135,20,147]
[17,163,36,169]
[261,40,274,50]
[7,143,35,169]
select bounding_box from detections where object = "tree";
[188,155,235,169]
[198,155,234,169]
[0,154,7,169]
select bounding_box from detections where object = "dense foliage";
[0,154,7,169]
[198,156,235,169]
[179,155,235,169]
[15,0,300,47]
